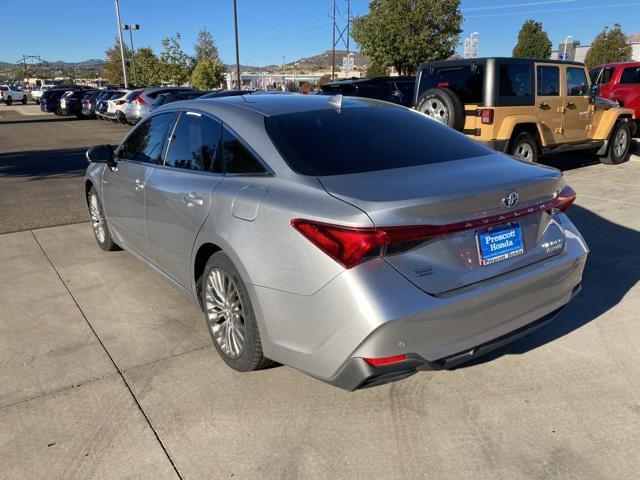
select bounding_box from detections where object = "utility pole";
[113,0,128,88]
[232,0,241,90]
[331,0,336,80]
[331,0,351,80]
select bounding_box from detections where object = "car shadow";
[0,148,91,179]
[0,117,81,125]
[455,204,640,368]
[539,140,638,171]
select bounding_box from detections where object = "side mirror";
[86,144,114,164]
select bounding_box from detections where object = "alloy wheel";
[89,193,106,244]
[205,268,246,359]
[614,128,628,158]
[423,98,449,124]
[513,142,534,161]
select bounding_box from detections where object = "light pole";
[113,0,128,88]
[562,35,572,61]
[232,0,241,90]
[122,23,140,86]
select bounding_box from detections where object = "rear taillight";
[480,108,494,125]
[437,81,449,87]
[364,354,407,367]
[133,91,146,105]
[291,185,576,269]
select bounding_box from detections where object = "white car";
[0,85,27,105]
[31,85,53,104]
[105,90,130,122]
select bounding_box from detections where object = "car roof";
[594,61,640,68]
[164,92,399,119]
[324,76,415,86]
[419,57,585,69]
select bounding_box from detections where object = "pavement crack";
[30,230,184,480]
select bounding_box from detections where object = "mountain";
[263,49,369,72]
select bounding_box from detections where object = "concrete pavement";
[1,154,640,479]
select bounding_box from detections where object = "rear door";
[562,66,592,140]
[102,112,175,254]
[144,111,223,287]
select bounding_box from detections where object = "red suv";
[590,61,640,133]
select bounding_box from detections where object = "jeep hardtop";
[414,57,636,165]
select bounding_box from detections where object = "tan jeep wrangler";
[414,58,637,165]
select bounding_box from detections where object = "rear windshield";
[419,64,484,104]
[264,103,489,176]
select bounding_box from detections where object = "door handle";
[566,101,576,108]
[183,192,204,207]
[538,102,549,109]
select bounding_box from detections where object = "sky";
[1,0,639,66]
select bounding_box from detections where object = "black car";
[148,90,209,111]
[40,89,69,114]
[320,76,416,107]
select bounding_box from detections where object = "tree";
[351,0,462,75]
[512,20,552,59]
[190,59,226,90]
[193,28,219,62]
[317,74,332,87]
[102,37,132,84]
[585,24,632,69]
[134,47,161,87]
[160,33,193,85]
[366,62,388,77]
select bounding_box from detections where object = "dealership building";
[551,33,640,62]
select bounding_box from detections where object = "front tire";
[87,187,119,251]
[5,96,12,106]
[21,96,27,105]
[509,132,539,163]
[201,252,272,372]
[600,121,631,165]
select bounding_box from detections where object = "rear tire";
[87,187,119,251]
[21,96,27,105]
[509,132,539,163]
[200,252,273,372]
[416,87,465,131]
[600,121,631,165]
[5,96,12,106]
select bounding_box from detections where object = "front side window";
[566,67,589,96]
[536,66,559,96]
[222,127,267,174]
[164,112,222,172]
[498,64,532,97]
[620,66,640,84]
[118,112,174,164]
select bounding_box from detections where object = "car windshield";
[265,101,490,176]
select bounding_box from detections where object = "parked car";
[95,90,124,120]
[148,90,210,113]
[199,89,256,99]
[40,89,68,114]
[414,57,636,164]
[0,85,28,105]
[84,94,587,390]
[81,91,101,118]
[125,87,195,125]
[105,90,131,122]
[60,88,97,118]
[321,76,416,107]
[590,61,640,134]
[31,85,53,104]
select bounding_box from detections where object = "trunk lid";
[319,153,567,294]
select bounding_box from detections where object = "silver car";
[84,95,588,390]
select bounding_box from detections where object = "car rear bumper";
[251,213,588,389]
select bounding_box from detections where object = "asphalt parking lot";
[1,110,640,479]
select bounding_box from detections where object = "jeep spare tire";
[416,87,465,131]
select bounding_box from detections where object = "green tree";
[366,62,388,77]
[102,37,132,84]
[193,28,219,62]
[160,33,193,85]
[512,20,552,59]
[585,24,632,69]
[351,0,462,75]
[190,59,226,89]
[134,47,161,87]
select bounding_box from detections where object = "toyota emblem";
[502,191,519,208]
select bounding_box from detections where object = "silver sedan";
[84,94,588,390]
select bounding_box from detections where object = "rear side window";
[536,66,559,96]
[566,67,589,96]
[420,65,484,104]
[222,127,266,174]
[164,112,222,172]
[118,112,174,164]
[389,81,415,106]
[498,64,532,97]
[265,103,490,176]
[620,66,640,84]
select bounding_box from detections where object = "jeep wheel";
[416,88,465,131]
[509,132,538,163]
[600,121,631,165]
